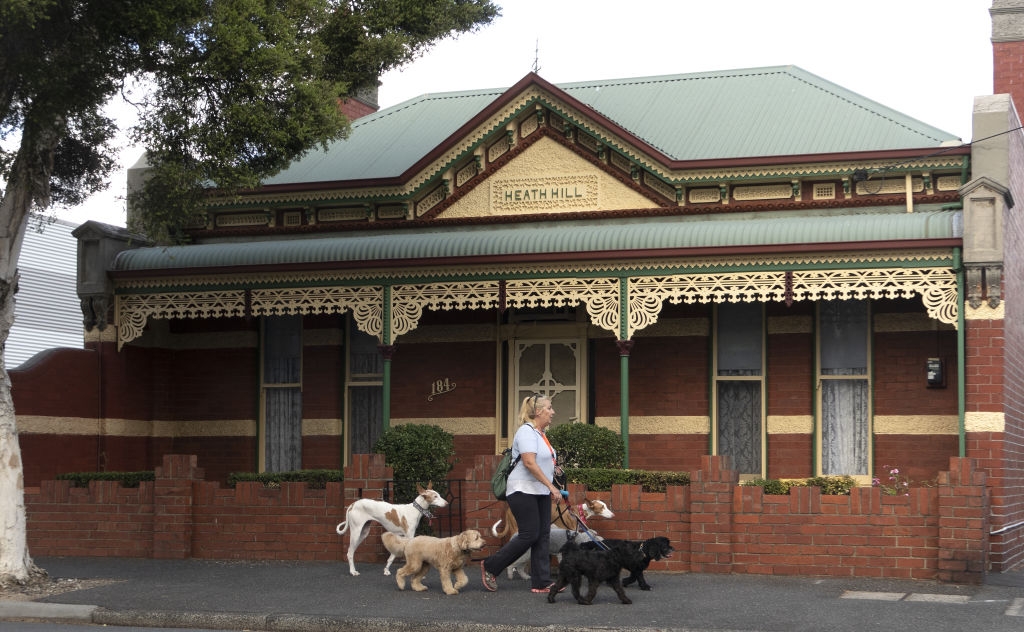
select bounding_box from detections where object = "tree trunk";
[0,122,58,584]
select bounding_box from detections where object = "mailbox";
[926,357,945,388]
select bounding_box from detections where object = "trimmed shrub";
[547,423,624,469]
[227,469,343,489]
[741,475,858,495]
[56,471,155,488]
[374,423,455,501]
[564,467,689,492]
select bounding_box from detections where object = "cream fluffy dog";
[395,529,486,595]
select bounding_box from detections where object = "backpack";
[491,448,522,501]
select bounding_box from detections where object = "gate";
[385,479,463,537]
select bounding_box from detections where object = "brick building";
[12,3,1024,573]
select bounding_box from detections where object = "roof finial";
[532,38,541,74]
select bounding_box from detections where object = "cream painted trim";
[391,417,496,435]
[766,415,814,434]
[965,303,1005,320]
[594,416,709,434]
[874,312,955,332]
[874,415,959,435]
[17,416,257,437]
[965,411,1005,432]
[303,418,342,436]
[767,315,812,335]
[83,327,117,344]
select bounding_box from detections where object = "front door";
[510,339,584,430]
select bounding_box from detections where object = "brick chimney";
[339,82,380,120]
[992,0,1024,116]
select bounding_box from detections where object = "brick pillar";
[937,457,989,584]
[993,0,1024,116]
[341,454,393,565]
[464,454,507,547]
[153,454,204,559]
[342,453,391,503]
[689,455,737,573]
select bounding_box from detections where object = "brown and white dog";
[491,498,614,540]
[395,529,486,595]
[336,483,448,576]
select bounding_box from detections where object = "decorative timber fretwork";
[387,278,621,343]
[250,286,383,340]
[628,267,958,339]
[506,278,620,336]
[116,290,248,349]
[113,258,958,348]
[390,281,501,344]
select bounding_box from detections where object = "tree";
[0,0,498,584]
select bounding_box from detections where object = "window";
[713,303,765,477]
[817,300,871,477]
[346,317,383,461]
[261,315,302,472]
[510,339,583,430]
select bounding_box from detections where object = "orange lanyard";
[529,424,556,460]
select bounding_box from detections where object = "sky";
[55,0,995,228]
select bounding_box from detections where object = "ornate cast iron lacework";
[250,286,383,340]
[506,278,620,336]
[116,291,248,349]
[115,267,955,349]
[628,267,958,339]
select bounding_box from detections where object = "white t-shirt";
[505,422,556,496]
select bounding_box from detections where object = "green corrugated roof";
[115,205,960,272]
[263,66,958,187]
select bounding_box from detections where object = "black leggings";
[483,492,552,589]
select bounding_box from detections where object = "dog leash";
[567,501,609,551]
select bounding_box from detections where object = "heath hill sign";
[492,175,599,212]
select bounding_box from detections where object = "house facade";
[12,13,1024,572]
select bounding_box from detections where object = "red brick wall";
[988,44,1024,569]
[766,434,813,479]
[390,341,496,418]
[27,453,991,583]
[594,336,708,417]
[994,41,1024,117]
[627,434,706,473]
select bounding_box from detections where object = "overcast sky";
[57,0,995,228]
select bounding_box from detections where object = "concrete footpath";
[1,556,1023,632]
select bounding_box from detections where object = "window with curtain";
[347,318,383,457]
[818,300,870,476]
[262,315,302,472]
[715,303,764,476]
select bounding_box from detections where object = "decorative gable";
[435,136,655,219]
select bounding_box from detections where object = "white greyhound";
[336,482,448,576]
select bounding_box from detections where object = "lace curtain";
[263,315,302,472]
[716,304,763,474]
[819,301,869,476]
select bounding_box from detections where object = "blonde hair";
[519,394,550,425]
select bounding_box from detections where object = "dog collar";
[414,500,434,520]
[574,503,589,529]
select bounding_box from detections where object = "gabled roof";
[263,66,959,188]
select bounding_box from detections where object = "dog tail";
[491,519,503,537]
[336,519,348,535]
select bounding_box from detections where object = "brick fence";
[25,454,990,583]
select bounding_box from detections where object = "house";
[12,5,1024,574]
[6,217,83,369]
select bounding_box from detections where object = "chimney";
[339,82,380,121]
[992,0,1024,116]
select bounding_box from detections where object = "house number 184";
[427,378,456,401]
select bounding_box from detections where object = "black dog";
[548,540,645,605]
[581,536,674,590]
